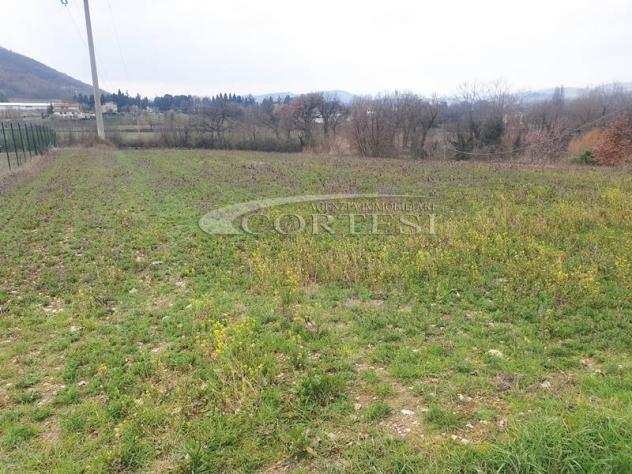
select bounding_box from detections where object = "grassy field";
[1,148,631,472]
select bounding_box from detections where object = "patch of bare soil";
[344,298,385,310]
[353,364,428,444]
[41,419,62,444]
[37,381,66,406]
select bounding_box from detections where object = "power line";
[60,0,105,138]
[63,1,87,48]
[60,1,113,93]
[105,0,131,87]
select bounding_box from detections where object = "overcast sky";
[2,0,631,98]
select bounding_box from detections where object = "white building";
[0,101,83,118]
[53,102,82,114]
[0,102,49,114]
[102,102,118,114]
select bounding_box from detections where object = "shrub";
[574,150,597,165]
[522,127,568,163]
[593,115,632,165]
[568,128,605,156]
[481,116,505,146]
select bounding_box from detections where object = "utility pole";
[82,0,105,140]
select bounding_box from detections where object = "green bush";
[574,149,597,165]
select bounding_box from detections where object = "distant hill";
[520,83,632,103]
[0,46,94,101]
[255,90,357,105]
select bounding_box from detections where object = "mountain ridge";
[2,46,630,105]
[0,46,93,101]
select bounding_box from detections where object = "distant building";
[53,101,82,115]
[0,101,82,118]
[102,101,118,114]
[0,102,49,114]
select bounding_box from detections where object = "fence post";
[24,123,34,159]
[36,125,44,152]
[30,124,39,155]
[1,123,11,170]
[9,123,20,166]
[17,123,28,162]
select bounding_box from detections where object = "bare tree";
[289,93,322,147]
[444,82,518,158]
[197,98,242,142]
[396,93,440,157]
[242,106,259,142]
[567,84,631,128]
[318,94,348,140]
[349,96,398,157]
[277,103,295,141]
[258,97,281,138]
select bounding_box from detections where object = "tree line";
[76,83,632,163]
[74,91,262,112]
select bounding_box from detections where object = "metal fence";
[0,122,57,172]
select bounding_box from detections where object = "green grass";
[0,148,631,472]
[364,401,392,422]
